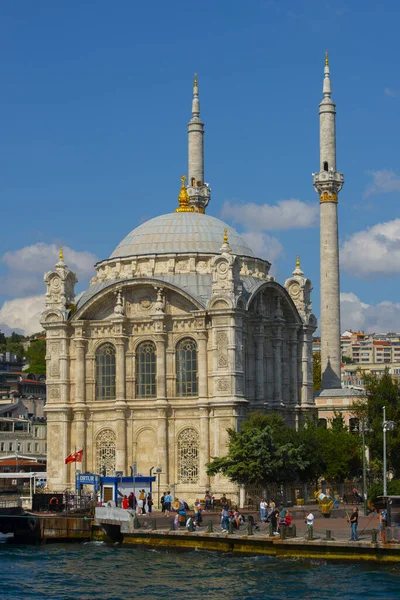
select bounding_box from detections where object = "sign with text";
[76,473,100,491]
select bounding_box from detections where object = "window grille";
[96,429,116,476]
[178,428,199,484]
[176,338,198,397]
[136,341,157,398]
[96,344,116,400]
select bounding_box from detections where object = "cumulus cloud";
[241,232,284,263]
[0,295,45,336]
[221,199,318,231]
[384,88,399,98]
[363,169,400,199]
[0,243,98,296]
[341,292,400,333]
[340,218,400,278]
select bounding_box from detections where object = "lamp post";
[353,417,370,516]
[156,466,162,510]
[382,406,396,498]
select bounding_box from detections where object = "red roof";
[373,341,391,346]
[0,459,45,467]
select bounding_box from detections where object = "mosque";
[41,57,344,499]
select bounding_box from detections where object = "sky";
[1,0,400,336]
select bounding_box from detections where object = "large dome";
[110,212,255,259]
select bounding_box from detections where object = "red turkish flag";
[65,449,83,464]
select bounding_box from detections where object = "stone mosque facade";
[41,75,317,499]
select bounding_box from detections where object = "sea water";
[1,542,399,600]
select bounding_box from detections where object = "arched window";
[323,161,329,171]
[178,428,199,484]
[136,341,157,398]
[176,338,198,397]
[96,429,116,476]
[96,343,116,400]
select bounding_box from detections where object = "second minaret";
[313,54,344,389]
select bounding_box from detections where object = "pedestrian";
[305,511,314,536]
[164,491,172,517]
[379,508,387,542]
[139,489,147,515]
[161,493,166,513]
[270,509,280,535]
[349,506,359,541]
[147,493,153,514]
[204,491,211,511]
[128,492,134,509]
[221,505,230,531]
[260,498,267,522]
[122,495,129,510]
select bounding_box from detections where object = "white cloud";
[221,199,318,231]
[340,218,400,278]
[341,292,400,334]
[363,169,400,199]
[384,88,399,98]
[0,243,98,296]
[240,231,284,263]
[0,295,45,336]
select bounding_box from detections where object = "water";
[1,543,399,600]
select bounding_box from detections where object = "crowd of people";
[121,489,153,515]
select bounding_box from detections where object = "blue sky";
[1,0,400,334]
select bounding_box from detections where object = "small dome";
[110,212,254,259]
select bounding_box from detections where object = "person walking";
[128,492,134,510]
[270,509,280,535]
[305,511,314,537]
[147,493,153,514]
[221,505,230,531]
[260,498,267,522]
[122,495,129,510]
[161,493,166,513]
[164,491,172,517]
[349,506,359,540]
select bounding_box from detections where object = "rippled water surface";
[1,543,399,600]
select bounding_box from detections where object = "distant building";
[0,371,46,402]
[0,410,47,463]
[0,352,24,372]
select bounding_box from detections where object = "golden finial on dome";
[59,247,64,261]
[325,50,329,66]
[296,254,300,269]
[194,72,198,87]
[175,175,194,213]
[223,228,228,244]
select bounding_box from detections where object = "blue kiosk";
[100,475,156,505]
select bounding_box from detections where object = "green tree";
[24,340,46,375]
[0,330,6,345]
[206,412,309,487]
[352,369,400,477]
[313,352,321,391]
[6,340,24,361]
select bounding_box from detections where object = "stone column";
[197,331,208,400]
[74,339,86,404]
[199,406,210,489]
[75,411,86,473]
[155,334,167,400]
[273,327,282,405]
[115,409,127,474]
[301,328,314,406]
[254,327,264,401]
[265,329,273,405]
[157,407,169,484]
[115,339,126,401]
[239,484,245,509]
[289,329,298,405]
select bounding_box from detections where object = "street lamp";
[353,416,371,516]
[382,406,396,498]
[156,466,162,510]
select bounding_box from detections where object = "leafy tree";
[6,341,24,361]
[9,331,24,343]
[342,355,354,365]
[24,340,46,375]
[313,352,321,392]
[352,369,400,478]
[206,412,309,487]
[0,330,6,345]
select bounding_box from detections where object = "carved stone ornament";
[217,378,229,392]
[139,297,153,311]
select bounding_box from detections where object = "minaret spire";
[313,53,344,390]
[187,73,211,213]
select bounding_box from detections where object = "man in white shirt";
[305,512,314,537]
[260,499,267,522]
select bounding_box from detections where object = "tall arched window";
[178,428,199,484]
[96,429,116,476]
[176,338,198,397]
[136,340,157,398]
[96,343,116,400]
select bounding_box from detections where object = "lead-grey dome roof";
[110,212,254,259]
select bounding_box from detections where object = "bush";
[367,480,400,503]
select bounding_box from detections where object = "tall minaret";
[313,53,344,389]
[187,73,211,213]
